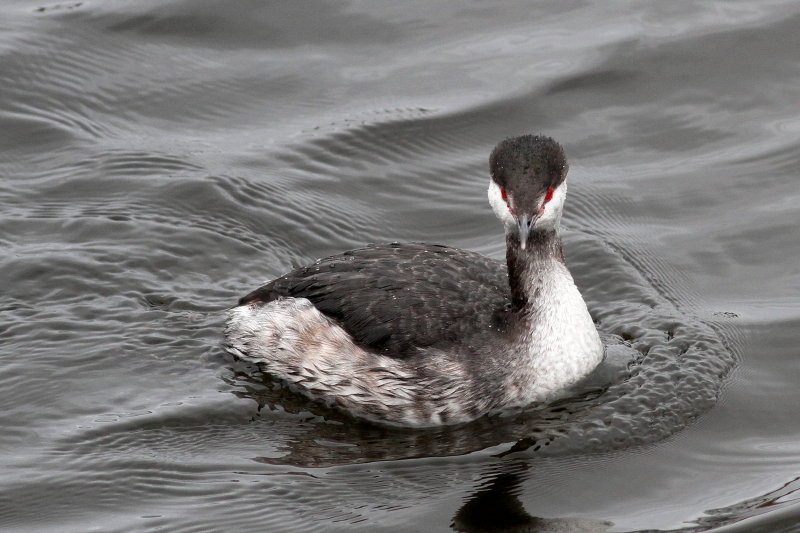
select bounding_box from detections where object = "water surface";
[2,1,800,531]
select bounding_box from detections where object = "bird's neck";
[500,227,604,409]
[505,229,564,313]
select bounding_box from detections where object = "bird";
[223,134,603,427]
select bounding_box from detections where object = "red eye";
[500,187,508,201]
[544,186,554,202]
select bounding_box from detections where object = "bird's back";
[240,242,511,357]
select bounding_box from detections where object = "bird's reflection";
[226,362,620,532]
[452,461,612,533]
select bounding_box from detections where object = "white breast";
[505,263,603,406]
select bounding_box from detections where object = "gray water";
[2,1,799,532]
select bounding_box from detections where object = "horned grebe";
[223,135,603,427]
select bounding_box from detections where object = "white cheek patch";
[537,181,567,230]
[488,180,516,232]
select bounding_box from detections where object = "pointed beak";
[517,214,535,250]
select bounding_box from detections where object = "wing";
[239,243,510,357]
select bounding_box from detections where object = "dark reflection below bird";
[452,461,612,533]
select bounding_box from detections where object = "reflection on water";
[452,462,612,533]
[453,467,800,533]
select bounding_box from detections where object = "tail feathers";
[221,296,481,427]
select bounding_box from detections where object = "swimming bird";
[223,135,603,427]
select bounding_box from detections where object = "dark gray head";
[487,135,569,249]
